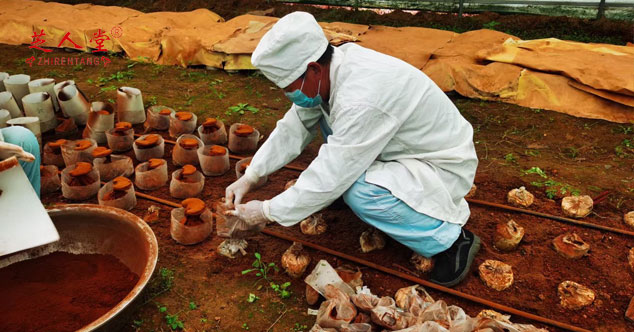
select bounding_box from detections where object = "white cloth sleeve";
[267,103,400,226]
[245,105,322,183]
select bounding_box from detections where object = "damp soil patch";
[0,252,139,332]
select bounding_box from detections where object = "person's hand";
[224,200,270,238]
[225,175,257,208]
[0,141,35,162]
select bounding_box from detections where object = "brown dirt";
[2,32,633,331]
[0,252,139,332]
[46,0,634,45]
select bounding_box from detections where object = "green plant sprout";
[227,103,259,116]
[246,293,259,303]
[242,252,278,283]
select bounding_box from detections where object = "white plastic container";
[172,134,203,166]
[28,78,59,112]
[133,134,165,162]
[170,208,213,245]
[42,141,66,168]
[83,102,115,144]
[55,80,90,125]
[146,105,174,130]
[169,168,204,199]
[61,163,101,200]
[228,123,260,154]
[117,87,146,124]
[169,111,197,138]
[106,126,134,152]
[0,91,23,118]
[198,145,230,176]
[61,139,97,167]
[134,159,168,190]
[3,74,30,110]
[98,180,137,210]
[40,165,61,194]
[197,119,227,145]
[0,109,10,128]
[235,157,267,188]
[0,72,8,91]
[22,92,57,133]
[93,155,134,182]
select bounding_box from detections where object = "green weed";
[504,153,518,163]
[227,103,259,116]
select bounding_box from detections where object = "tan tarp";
[477,38,634,96]
[0,0,632,123]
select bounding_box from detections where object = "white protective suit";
[245,43,478,227]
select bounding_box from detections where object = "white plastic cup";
[169,168,204,199]
[198,145,230,176]
[172,134,203,166]
[22,92,57,133]
[228,123,260,154]
[40,165,61,194]
[28,78,59,112]
[134,160,168,190]
[61,163,101,200]
[60,138,97,167]
[0,72,8,91]
[170,208,213,245]
[235,157,267,188]
[0,109,10,128]
[146,105,174,130]
[133,134,165,162]
[197,119,228,145]
[169,112,197,138]
[0,91,23,118]
[55,81,90,125]
[106,127,134,152]
[98,180,137,210]
[117,87,145,124]
[93,155,134,182]
[3,74,30,110]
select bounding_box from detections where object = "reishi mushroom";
[180,198,206,226]
[113,121,132,135]
[561,195,593,218]
[234,124,254,137]
[202,118,220,133]
[281,242,311,278]
[478,260,514,291]
[148,158,165,169]
[552,232,590,259]
[494,219,525,251]
[208,145,226,156]
[48,139,66,153]
[300,213,327,235]
[175,111,193,121]
[135,134,160,148]
[410,253,434,273]
[73,139,92,151]
[179,138,199,150]
[103,176,132,200]
[159,109,172,116]
[558,281,595,310]
[68,162,95,186]
[91,146,113,160]
[359,228,386,253]
[507,186,534,207]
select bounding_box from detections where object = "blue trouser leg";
[1,126,41,197]
[343,173,461,257]
[318,114,461,257]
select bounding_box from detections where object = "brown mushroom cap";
[135,134,160,148]
[182,198,205,216]
[49,139,67,152]
[181,164,197,176]
[209,145,226,156]
[69,162,92,177]
[159,108,172,116]
[91,146,113,158]
[114,121,132,132]
[74,140,93,151]
[179,138,199,149]
[175,112,193,121]
[96,110,110,115]
[147,158,165,169]
[112,176,132,191]
[234,124,254,137]
[239,161,251,172]
[202,118,218,128]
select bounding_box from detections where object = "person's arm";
[243,105,322,184]
[0,141,35,162]
[265,103,400,226]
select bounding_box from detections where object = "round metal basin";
[0,204,158,332]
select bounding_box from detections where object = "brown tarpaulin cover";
[0,0,632,123]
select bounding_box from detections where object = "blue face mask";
[285,75,322,108]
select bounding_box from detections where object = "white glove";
[0,141,35,162]
[224,200,270,238]
[225,175,256,208]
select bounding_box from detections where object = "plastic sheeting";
[0,0,632,122]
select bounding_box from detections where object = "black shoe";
[430,229,481,287]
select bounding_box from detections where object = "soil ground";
[2,7,634,331]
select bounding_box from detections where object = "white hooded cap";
[251,12,328,89]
